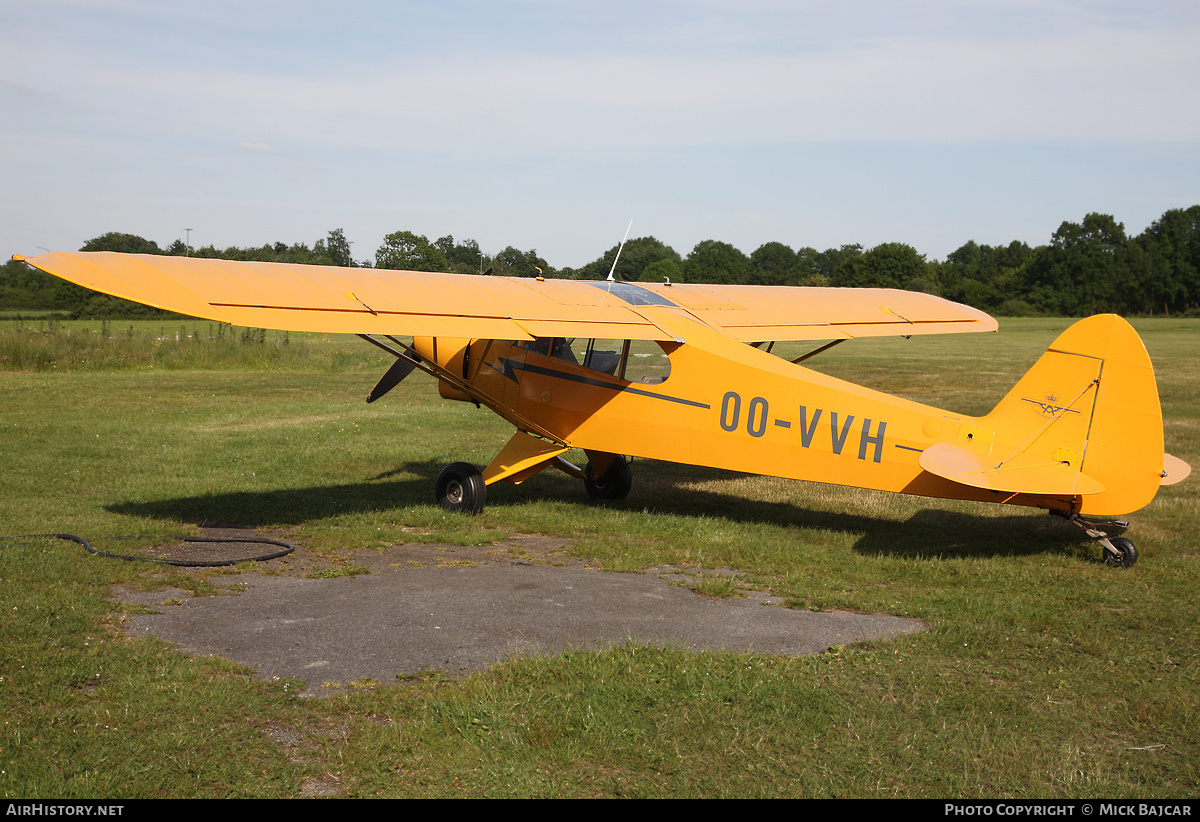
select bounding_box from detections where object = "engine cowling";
[412,336,473,401]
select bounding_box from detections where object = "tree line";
[4,206,1198,318]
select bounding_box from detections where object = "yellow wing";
[14,252,996,342]
[637,281,997,341]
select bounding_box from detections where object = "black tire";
[436,462,486,514]
[583,456,632,501]
[1105,536,1138,568]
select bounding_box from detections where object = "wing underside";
[15,252,997,342]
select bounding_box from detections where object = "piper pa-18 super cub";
[13,250,1190,567]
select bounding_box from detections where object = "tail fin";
[918,315,1170,515]
[982,314,1166,515]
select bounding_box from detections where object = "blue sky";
[3,1,1197,268]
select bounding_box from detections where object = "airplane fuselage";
[420,307,1079,514]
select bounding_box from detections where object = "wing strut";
[792,338,846,364]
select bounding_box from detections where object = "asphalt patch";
[115,533,925,696]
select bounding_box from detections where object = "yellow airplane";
[13,251,1190,567]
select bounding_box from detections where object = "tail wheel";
[583,456,632,501]
[436,462,486,514]
[1105,537,1139,568]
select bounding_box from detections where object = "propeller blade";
[367,355,418,403]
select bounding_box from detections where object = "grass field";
[1,317,1197,798]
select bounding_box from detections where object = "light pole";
[184,228,192,256]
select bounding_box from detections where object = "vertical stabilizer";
[983,314,1164,515]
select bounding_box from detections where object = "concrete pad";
[115,538,925,696]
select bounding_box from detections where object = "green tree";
[375,231,448,272]
[813,244,862,281]
[834,243,931,291]
[320,228,354,267]
[489,246,552,277]
[642,258,682,284]
[575,236,681,281]
[683,240,750,284]
[793,247,829,286]
[1135,206,1200,314]
[80,233,163,254]
[749,242,797,285]
[435,236,486,274]
[0,259,58,309]
[941,239,1036,310]
[1022,213,1130,315]
[620,236,681,281]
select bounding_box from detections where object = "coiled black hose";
[5,533,295,567]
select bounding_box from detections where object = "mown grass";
[0,318,1196,797]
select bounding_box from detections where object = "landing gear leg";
[583,455,633,501]
[1053,510,1137,568]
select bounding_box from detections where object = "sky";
[3,0,1198,269]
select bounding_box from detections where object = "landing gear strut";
[583,455,633,501]
[1054,510,1138,568]
[435,450,633,515]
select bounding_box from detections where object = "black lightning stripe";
[485,358,520,383]
[500,358,710,409]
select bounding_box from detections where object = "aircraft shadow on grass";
[108,459,1089,564]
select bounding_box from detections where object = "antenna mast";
[606,220,633,282]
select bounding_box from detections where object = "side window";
[527,336,672,384]
[622,340,671,384]
[517,337,551,356]
[520,337,580,365]
[582,339,624,376]
[571,338,672,383]
[550,338,578,365]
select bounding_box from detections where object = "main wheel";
[1105,536,1138,568]
[583,456,632,501]
[436,462,486,514]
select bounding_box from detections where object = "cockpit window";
[623,339,671,384]
[581,339,623,376]
[521,337,580,365]
[551,338,578,365]
[517,337,551,356]
[524,337,672,384]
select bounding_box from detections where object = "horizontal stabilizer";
[919,440,1105,496]
[1162,454,1192,486]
